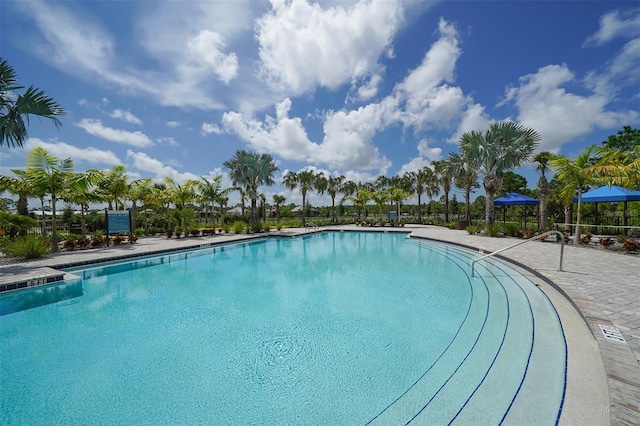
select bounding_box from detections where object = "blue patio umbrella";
[494,192,539,226]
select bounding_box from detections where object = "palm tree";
[164,177,198,235]
[588,144,640,190]
[388,187,412,225]
[407,167,437,223]
[223,150,278,224]
[348,187,373,222]
[62,170,103,238]
[447,151,478,226]
[459,121,540,228]
[533,151,552,230]
[0,171,37,215]
[197,176,230,227]
[99,165,129,210]
[432,160,453,223]
[127,178,153,232]
[371,189,390,224]
[24,147,75,251]
[272,194,286,223]
[322,175,346,223]
[1,58,65,148]
[282,169,323,225]
[549,147,595,244]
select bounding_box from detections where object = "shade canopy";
[494,192,540,206]
[573,185,640,203]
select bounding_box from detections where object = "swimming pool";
[0,231,566,424]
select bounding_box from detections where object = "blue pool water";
[0,232,566,424]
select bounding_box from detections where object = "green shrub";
[232,221,245,234]
[485,222,502,237]
[250,221,263,233]
[504,223,520,237]
[222,223,231,233]
[133,228,144,237]
[5,235,50,259]
[465,225,476,235]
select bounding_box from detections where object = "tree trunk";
[563,206,571,232]
[417,194,422,223]
[539,195,548,230]
[444,189,450,223]
[574,190,583,244]
[51,196,58,252]
[465,187,471,225]
[331,197,336,223]
[301,193,306,225]
[484,175,496,227]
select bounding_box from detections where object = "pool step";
[0,266,69,293]
[450,267,566,425]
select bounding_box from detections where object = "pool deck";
[1,224,638,425]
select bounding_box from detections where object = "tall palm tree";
[533,151,552,230]
[432,160,453,223]
[549,147,594,244]
[272,194,286,223]
[322,175,346,223]
[1,58,65,148]
[223,150,278,224]
[24,147,75,251]
[407,167,437,223]
[459,121,540,228]
[447,151,478,226]
[282,169,323,225]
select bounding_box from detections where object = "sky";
[1,0,639,208]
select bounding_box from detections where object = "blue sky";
[1,0,639,207]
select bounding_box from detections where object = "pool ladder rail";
[304,222,320,233]
[471,230,565,277]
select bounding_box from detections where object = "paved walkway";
[1,225,638,424]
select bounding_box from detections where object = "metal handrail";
[305,222,319,232]
[471,230,564,277]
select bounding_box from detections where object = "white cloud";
[222,98,392,173]
[397,139,442,176]
[502,64,633,151]
[166,121,181,128]
[201,122,224,135]
[24,138,121,166]
[352,73,383,102]
[17,0,251,111]
[186,30,238,84]
[126,151,200,183]
[222,98,318,161]
[584,37,640,96]
[109,109,143,125]
[156,137,178,146]
[256,0,403,94]
[584,9,640,46]
[394,19,464,132]
[77,118,154,147]
[448,102,492,143]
